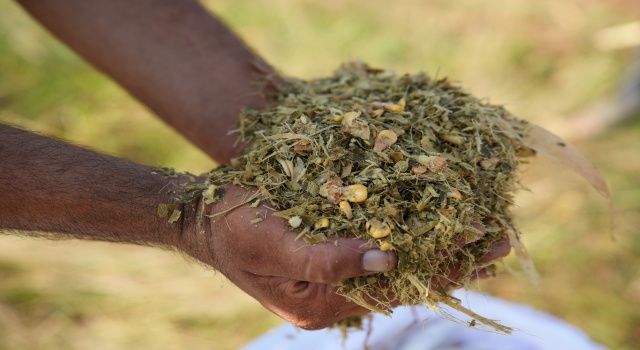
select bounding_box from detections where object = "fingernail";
[362,250,394,272]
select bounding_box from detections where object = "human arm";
[16,0,281,164]
[0,124,396,328]
[0,123,186,245]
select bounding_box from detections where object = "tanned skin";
[0,125,183,246]
[1,0,509,330]
[17,0,281,164]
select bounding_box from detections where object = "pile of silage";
[169,62,610,332]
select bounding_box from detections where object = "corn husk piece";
[522,123,614,231]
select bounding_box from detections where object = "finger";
[470,266,497,280]
[478,239,511,264]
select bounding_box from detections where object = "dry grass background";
[1,0,639,349]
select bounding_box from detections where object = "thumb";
[275,236,397,284]
[244,209,397,283]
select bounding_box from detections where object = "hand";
[178,185,398,329]
[176,185,510,329]
[436,239,512,289]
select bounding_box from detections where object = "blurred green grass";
[1,0,639,349]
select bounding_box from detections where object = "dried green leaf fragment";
[157,203,170,218]
[168,209,181,224]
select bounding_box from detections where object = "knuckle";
[283,280,314,299]
[267,280,317,310]
[303,246,339,284]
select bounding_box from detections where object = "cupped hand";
[177,185,510,330]
[184,185,397,329]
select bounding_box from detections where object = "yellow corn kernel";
[371,108,384,117]
[373,129,398,151]
[447,189,463,201]
[384,103,404,113]
[440,133,465,145]
[343,184,368,203]
[411,165,427,175]
[367,219,391,238]
[341,111,361,124]
[314,217,330,229]
[338,200,353,219]
[379,241,394,251]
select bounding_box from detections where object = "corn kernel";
[379,241,394,251]
[440,133,465,145]
[371,108,384,117]
[384,103,404,113]
[367,220,391,238]
[373,129,398,151]
[411,165,427,175]
[339,200,353,219]
[341,111,361,124]
[314,217,330,229]
[343,184,368,203]
[447,189,463,201]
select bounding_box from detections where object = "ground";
[1,1,639,349]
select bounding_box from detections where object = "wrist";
[160,175,219,269]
